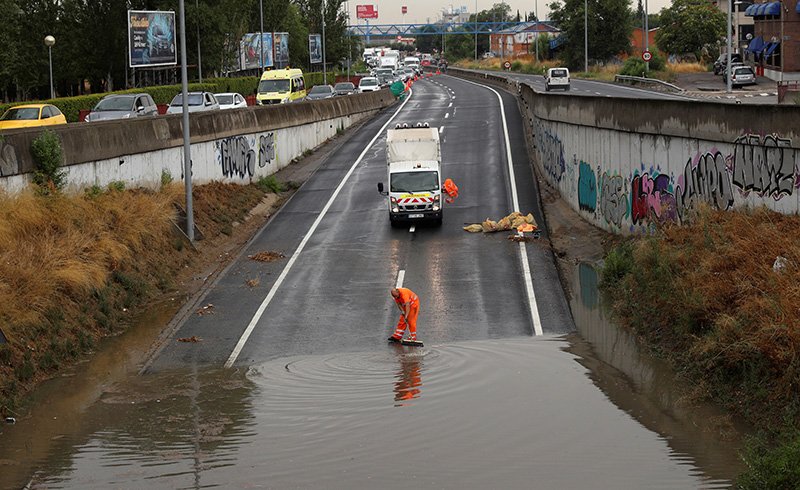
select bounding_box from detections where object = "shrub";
[620,51,666,76]
[256,175,285,193]
[600,241,634,287]
[160,169,173,188]
[737,432,800,489]
[30,130,66,193]
[107,181,126,192]
[511,60,523,71]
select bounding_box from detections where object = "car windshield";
[551,69,568,77]
[216,95,234,105]
[361,79,378,86]
[391,171,439,193]
[171,94,204,106]
[309,85,332,94]
[735,68,753,75]
[259,79,290,93]
[334,83,354,90]
[95,97,135,111]
[1,107,40,120]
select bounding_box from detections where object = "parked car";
[85,94,158,122]
[714,53,742,75]
[305,84,335,101]
[545,67,570,92]
[215,92,248,110]
[358,77,381,93]
[166,92,220,114]
[333,82,357,96]
[0,104,67,130]
[724,65,757,87]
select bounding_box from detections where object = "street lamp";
[259,0,264,71]
[474,0,478,61]
[322,0,327,84]
[44,35,55,99]
[584,0,588,72]
[178,0,195,241]
[196,0,202,82]
[726,0,733,93]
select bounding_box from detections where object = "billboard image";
[274,32,290,66]
[356,4,378,19]
[309,34,322,64]
[128,10,177,67]
[240,32,273,70]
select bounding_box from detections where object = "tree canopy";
[548,0,633,70]
[654,0,725,55]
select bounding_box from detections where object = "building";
[743,1,800,80]
[489,22,561,58]
[716,0,756,53]
[630,27,659,53]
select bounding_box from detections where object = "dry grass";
[667,62,709,73]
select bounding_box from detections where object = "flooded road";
[6,336,735,489]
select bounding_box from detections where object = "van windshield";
[259,79,290,93]
[391,171,439,193]
[551,69,568,78]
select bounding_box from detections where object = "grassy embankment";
[600,206,800,488]
[0,175,289,418]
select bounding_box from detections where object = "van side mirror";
[377,182,387,195]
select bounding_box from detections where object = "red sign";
[402,5,408,14]
[642,50,652,62]
[356,4,378,19]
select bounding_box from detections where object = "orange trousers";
[392,304,419,340]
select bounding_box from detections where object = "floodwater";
[0,266,747,489]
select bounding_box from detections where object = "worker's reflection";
[391,344,423,406]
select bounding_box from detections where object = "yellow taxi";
[256,68,306,105]
[0,104,67,130]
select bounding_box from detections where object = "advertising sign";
[274,32,290,66]
[128,10,177,68]
[402,5,408,14]
[240,32,274,70]
[356,4,379,19]
[309,34,323,64]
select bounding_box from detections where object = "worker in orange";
[443,178,459,203]
[388,287,420,343]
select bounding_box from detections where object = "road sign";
[402,5,407,14]
[642,50,652,62]
[503,60,511,70]
[356,4,378,19]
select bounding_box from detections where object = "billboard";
[240,32,273,70]
[128,10,177,68]
[274,32,290,66]
[309,34,322,64]
[356,4,378,19]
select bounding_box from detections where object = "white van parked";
[545,67,570,92]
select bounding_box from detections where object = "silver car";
[166,92,220,114]
[725,66,756,87]
[305,85,335,101]
[85,94,158,122]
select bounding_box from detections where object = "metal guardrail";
[614,75,684,93]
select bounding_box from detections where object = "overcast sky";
[345,0,673,25]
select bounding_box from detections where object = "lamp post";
[535,0,539,63]
[474,0,478,61]
[259,0,264,71]
[726,0,733,93]
[733,1,744,53]
[584,0,588,72]
[178,0,194,241]
[44,35,55,99]
[322,0,327,84]
[196,0,202,82]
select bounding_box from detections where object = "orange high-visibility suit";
[390,288,420,341]
[443,178,459,203]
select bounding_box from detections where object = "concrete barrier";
[448,67,800,234]
[0,90,396,194]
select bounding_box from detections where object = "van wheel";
[545,85,550,92]
[565,86,571,91]
[434,217,443,226]
[390,217,401,228]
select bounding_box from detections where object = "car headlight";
[432,195,441,211]
[282,98,289,103]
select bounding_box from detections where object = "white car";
[545,68,570,92]
[215,92,248,110]
[358,77,381,93]
[166,92,220,113]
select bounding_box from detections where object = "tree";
[655,0,725,55]
[548,0,633,70]
[0,0,20,100]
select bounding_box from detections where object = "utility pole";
[178,0,194,241]
[534,0,539,63]
[322,0,327,84]
[726,0,732,93]
[644,0,649,72]
[196,0,202,82]
[584,0,588,72]
[259,0,264,72]
[474,0,478,60]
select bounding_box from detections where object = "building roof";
[496,21,560,35]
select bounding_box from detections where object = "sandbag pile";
[463,212,538,233]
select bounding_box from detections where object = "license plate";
[409,214,424,219]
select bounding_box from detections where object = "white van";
[545,67,570,92]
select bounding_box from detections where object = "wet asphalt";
[148,75,574,370]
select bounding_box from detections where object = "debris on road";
[178,336,203,343]
[249,251,286,262]
[464,212,537,233]
[5,417,16,424]
[773,255,788,273]
[246,278,260,288]
[196,303,215,316]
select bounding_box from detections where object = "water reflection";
[390,344,424,405]
[567,261,749,485]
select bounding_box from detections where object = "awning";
[755,3,768,15]
[765,41,780,56]
[747,36,765,52]
[796,0,800,13]
[764,2,781,15]
[745,4,757,15]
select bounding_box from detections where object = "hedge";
[0,72,340,123]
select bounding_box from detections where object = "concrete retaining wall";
[0,90,396,194]
[450,67,800,234]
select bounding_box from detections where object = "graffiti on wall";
[0,140,20,176]
[578,161,597,212]
[631,172,677,225]
[535,121,565,182]
[732,134,795,199]
[600,172,628,228]
[216,132,275,179]
[676,151,734,219]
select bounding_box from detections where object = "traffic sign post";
[503,60,511,71]
[641,50,652,62]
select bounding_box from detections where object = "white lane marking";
[445,113,450,119]
[448,102,453,108]
[439,126,444,134]
[224,90,415,367]
[396,269,406,288]
[409,226,415,233]
[456,77,544,336]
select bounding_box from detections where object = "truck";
[377,123,444,227]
